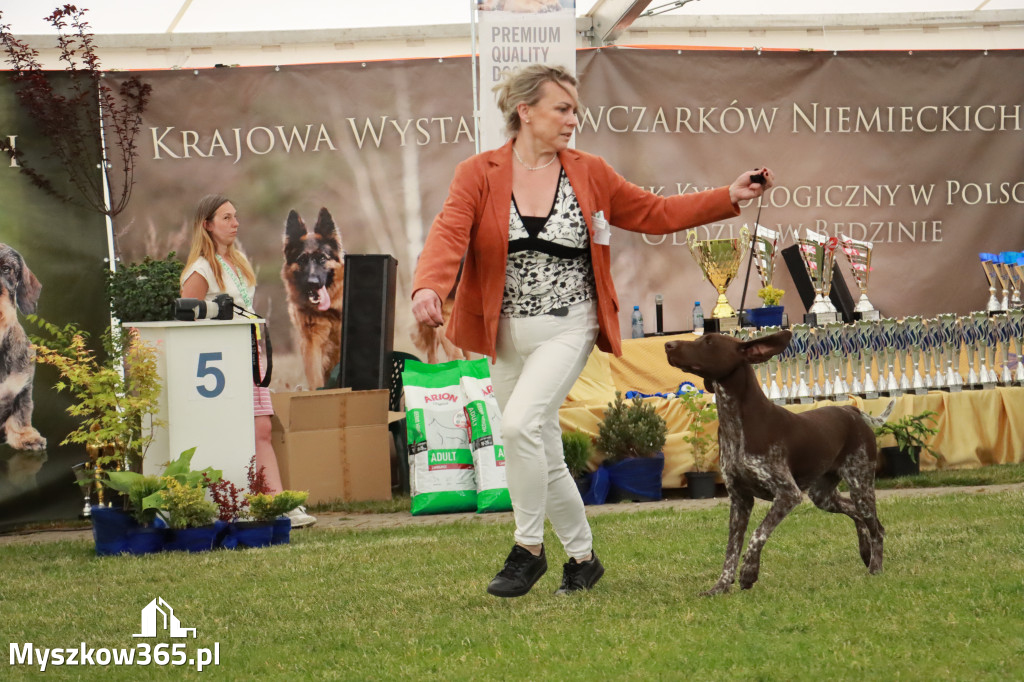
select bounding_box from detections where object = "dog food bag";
[403,360,477,516]
[459,359,512,514]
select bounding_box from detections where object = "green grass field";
[3,487,1023,681]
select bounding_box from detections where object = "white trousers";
[490,300,599,560]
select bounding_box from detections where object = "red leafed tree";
[0,5,150,217]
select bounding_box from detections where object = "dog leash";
[737,181,766,322]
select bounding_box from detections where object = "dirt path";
[3,483,1021,547]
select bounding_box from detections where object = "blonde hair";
[181,194,256,292]
[493,64,578,138]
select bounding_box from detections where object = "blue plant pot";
[576,466,610,505]
[271,516,292,545]
[220,521,274,549]
[745,305,784,328]
[164,524,220,553]
[606,453,665,502]
[90,506,165,556]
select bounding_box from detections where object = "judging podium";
[131,319,258,489]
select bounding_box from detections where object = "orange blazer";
[413,140,740,358]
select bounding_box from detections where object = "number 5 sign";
[131,319,258,490]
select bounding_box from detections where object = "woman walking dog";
[412,65,773,597]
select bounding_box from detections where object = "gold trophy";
[687,226,749,331]
[797,228,840,325]
[840,235,880,320]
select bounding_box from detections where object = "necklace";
[513,146,558,172]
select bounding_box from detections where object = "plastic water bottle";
[692,301,704,335]
[631,305,644,339]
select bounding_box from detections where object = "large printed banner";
[476,0,577,151]
[109,49,1024,383]
[0,73,110,528]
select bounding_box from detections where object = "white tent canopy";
[6,1,1024,69]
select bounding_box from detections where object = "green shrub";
[595,392,667,463]
[562,430,595,479]
[246,491,309,522]
[874,410,941,463]
[161,478,217,529]
[104,253,183,322]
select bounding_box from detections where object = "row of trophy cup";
[741,311,1024,404]
[688,225,882,329]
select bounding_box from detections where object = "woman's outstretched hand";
[729,167,775,204]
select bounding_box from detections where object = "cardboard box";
[270,388,392,504]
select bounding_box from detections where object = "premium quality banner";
[476,0,577,152]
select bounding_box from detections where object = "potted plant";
[562,429,607,505]
[104,253,183,322]
[747,285,786,328]
[873,410,941,477]
[247,490,309,546]
[160,478,221,552]
[678,389,719,499]
[215,457,307,548]
[96,447,222,556]
[595,392,667,502]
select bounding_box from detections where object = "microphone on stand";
[655,294,664,335]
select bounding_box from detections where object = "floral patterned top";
[501,169,596,317]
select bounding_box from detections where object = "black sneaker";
[487,545,547,598]
[555,553,605,595]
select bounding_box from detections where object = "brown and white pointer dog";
[665,330,885,594]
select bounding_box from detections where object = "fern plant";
[595,392,667,463]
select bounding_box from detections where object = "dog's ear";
[16,259,41,314]
[313,208,341,246]
[284,210,306,244]
[740,329,792,364]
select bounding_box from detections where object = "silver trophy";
[993,314,1014,386]
[789,324,813,404]
[973,311,998,389]
[761,325,785,403]
[839,235,880,320]
[924,317,945,389]
[797,228,840,324]
[938,313,964,392]
[752,224,780,292]
[903,316,928,395]
[844,324,863,396]
[1009,309,1024,384]
[858,319,880,399]
[962,313,981,389]
[824,322,849,401]
[979,253,1005,313]
[879,318,902,397]
[999,252,1022,309]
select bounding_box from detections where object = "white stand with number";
[130,319,259,489]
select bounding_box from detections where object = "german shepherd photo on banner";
[282,208,344,390]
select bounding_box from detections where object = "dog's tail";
[860,398,897,431]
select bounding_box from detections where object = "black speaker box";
[781,244,857,323]
[339,254,398,390]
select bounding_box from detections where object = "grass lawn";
[3,487,1023,681]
